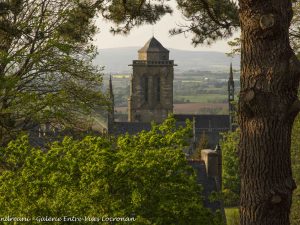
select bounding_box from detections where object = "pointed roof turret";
[137,37,170,61]
[138,37,169,53]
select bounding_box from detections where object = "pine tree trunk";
[238,0,300,224]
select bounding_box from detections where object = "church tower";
[128,37,174,122]
[228,63,235,131]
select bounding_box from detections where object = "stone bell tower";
[128,37,175,123]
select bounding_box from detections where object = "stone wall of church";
[128,64,173,123]
[138,52,169,61]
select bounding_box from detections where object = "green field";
[175,94,228,103]
[225,207,239,225]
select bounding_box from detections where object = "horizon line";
[98,46,229,54]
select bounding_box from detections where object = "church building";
[103,37,235,217]
[106,37,235,148]
[128,37,174,123]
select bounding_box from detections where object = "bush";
[220,129,240,207]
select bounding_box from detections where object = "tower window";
[157,77,160,102]
[144,77,148,102]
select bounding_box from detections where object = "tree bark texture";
[238,1,300,225]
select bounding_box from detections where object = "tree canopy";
[0,0,110,145]
[220,129,240,207]
[0,116,223,225]
[1,1,300,224]
[171,0,239,45]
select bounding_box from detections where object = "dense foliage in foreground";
[220,129,240,207]
[0,117,222,225]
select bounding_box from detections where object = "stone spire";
[229,63,234,82]
[228,63,235,101]
[108,75,114,133]
[109,75,114,100]
[228,63,235,131]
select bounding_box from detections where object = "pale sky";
[94,2,238,52]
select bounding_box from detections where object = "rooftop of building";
[138,37,169,53]
[174,114,230,130]
[111,114,230,136]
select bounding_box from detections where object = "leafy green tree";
[98,0,172,34]
[0,0,109,145]
[220,129,240,207]
[0,0,176,145]
[0,116,223,225]
[171,0,239,45]
[2,1,299,224]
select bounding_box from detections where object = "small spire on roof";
[229,63,233,81]
[138,37,169,53]
[109,75,114,99]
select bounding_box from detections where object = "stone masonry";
[128,37,174,123]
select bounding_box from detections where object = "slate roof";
[113,115,230,133]
[112,114,230,147]
[112,122,151,135]
[174,114,230,148]
[174,114,230,130]
[138,37,169,53]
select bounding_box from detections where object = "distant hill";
[94,47,240,73]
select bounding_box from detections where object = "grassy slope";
[225,207,239,225]
[175,94,227,103]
